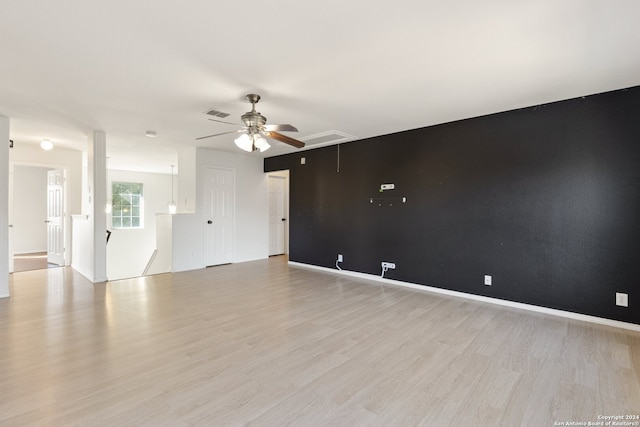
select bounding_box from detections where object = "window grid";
[112,182,143,229]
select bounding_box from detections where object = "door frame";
[9,161,69,272]
[267,170,290,256]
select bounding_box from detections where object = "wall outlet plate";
[380,183,395,191]
[616,292,628,307]
[381,262,395,269]
[484,275,492,286]
[337,254,343,262]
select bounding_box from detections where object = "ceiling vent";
[205,109,230,119]
[300,130,355,147]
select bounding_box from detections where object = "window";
[112,182,143,229]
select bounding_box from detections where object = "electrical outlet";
[337,254,343,262]
[380,183,395,191]
[301,157,306,165]
[484,275,492,286]
[381,262,395,269]
[616,292,628,307]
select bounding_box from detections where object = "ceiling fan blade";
[266,131,305,148]
[264,124,298,132]
[196,130,240,141]
[208,118,242,126]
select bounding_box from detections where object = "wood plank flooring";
[1,257,639,426]
[12,252,59,273]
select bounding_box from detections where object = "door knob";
[281,218,286,221]
[8,224,13,228]
[207,220,213,224]
[44,220,51,223]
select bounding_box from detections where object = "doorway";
[10,164,66,272]
[267,171,289,257]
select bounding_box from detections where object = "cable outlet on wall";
[616,292,628,307]
[337,254,343,262]
[484,275,492,286]
[380,183,395,191]
[381,262,395,269]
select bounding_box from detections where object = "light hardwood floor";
[12,252,58,273]
[1,257,639,426]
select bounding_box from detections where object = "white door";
[205,167,234,266]
[47,169,65,266]
[268,175,286,256]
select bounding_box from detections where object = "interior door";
[204,167,234,266]
[268,175,286,256]
[47,169,65,266]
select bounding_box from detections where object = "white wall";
[171,148,268,272]
[145,213,172,275]
[178,147,196,213]
[12,165,51,254]
[0,116,9,298]
[71,214,92,279]
[106,169,174,280]
[197,148,269,263]
[9,142,83,266]
[89,131,108,283]
[171,213,204,272]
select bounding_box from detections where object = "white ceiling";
[2,1,639,173]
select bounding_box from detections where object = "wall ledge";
[289,261,640,333]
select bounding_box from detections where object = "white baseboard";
[289,261,640,332]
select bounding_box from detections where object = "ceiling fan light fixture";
[253,134,270,152]
[234,133,253,152]
[258,141,270,152]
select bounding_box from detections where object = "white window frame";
[111,181,144,229]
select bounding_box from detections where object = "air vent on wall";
[300,130,355,147]
[205,109,230,118]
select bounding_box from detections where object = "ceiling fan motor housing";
[241,111,267,129]
[242,94,267,130]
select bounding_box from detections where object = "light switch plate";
[616,292,628,307]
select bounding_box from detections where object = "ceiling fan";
[196,94,305,152]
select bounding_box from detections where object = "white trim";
[267,173,288,256]
[289,261,640,332]
[0,293,9,299]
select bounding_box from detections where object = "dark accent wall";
[265,86,640,325]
